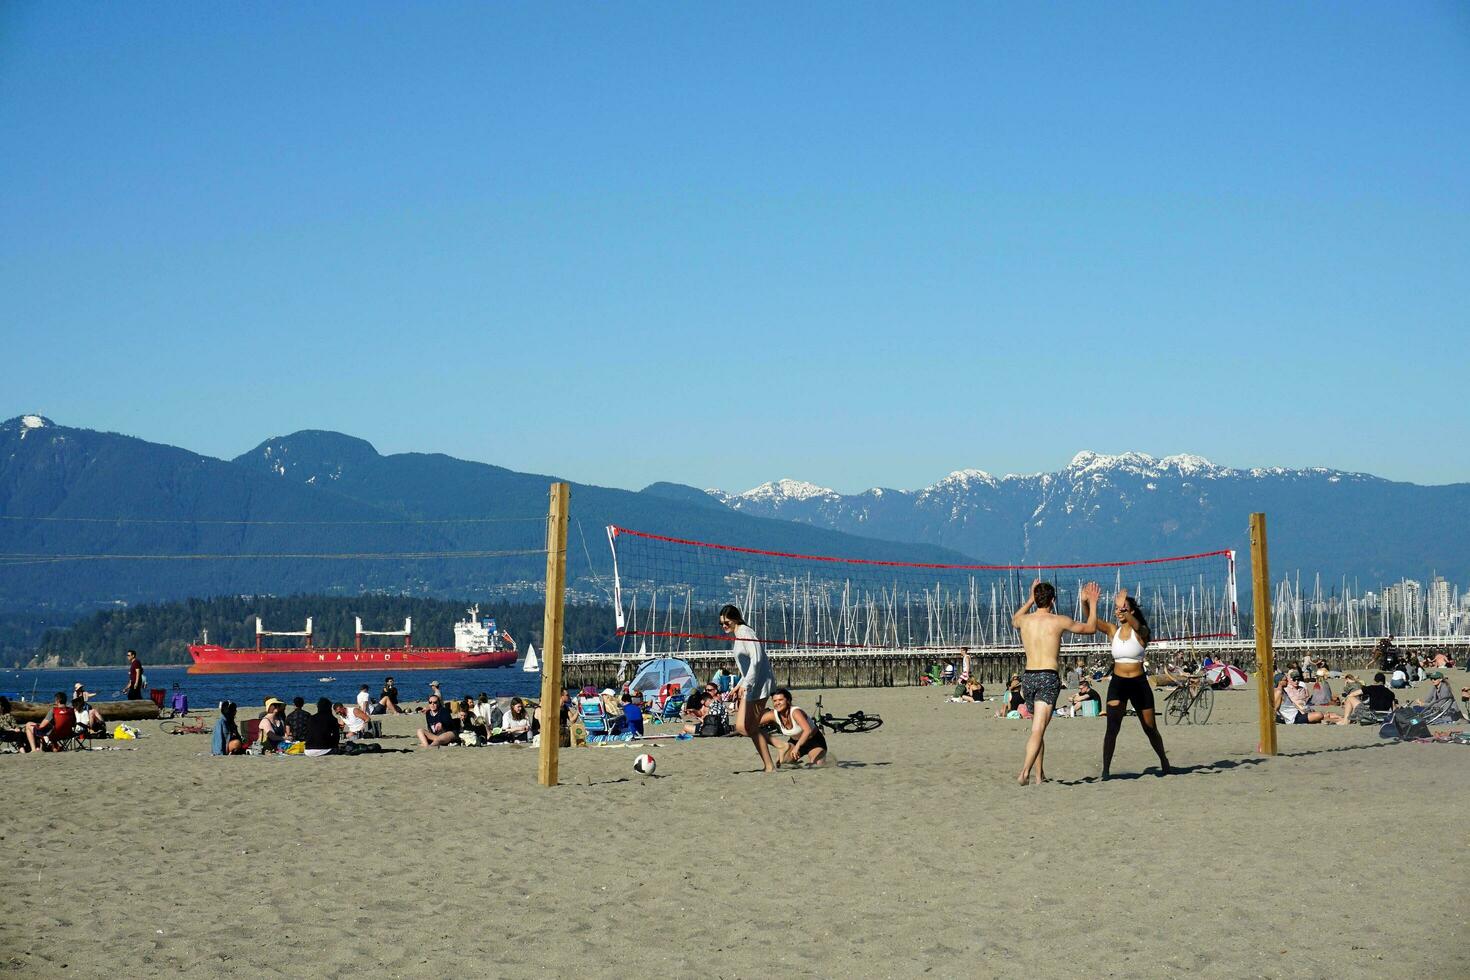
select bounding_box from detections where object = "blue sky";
[2,2,1466,493]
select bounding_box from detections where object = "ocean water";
[3,664,543,711]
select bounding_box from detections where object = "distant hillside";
[0,416,974,616]
[708,452,1470,586]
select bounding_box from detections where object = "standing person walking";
[1095,589,1170,779]
[1013,579,1100,785]
[124,650,144,701]
[721,604,776,773]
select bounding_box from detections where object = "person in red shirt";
[124,650,144,700]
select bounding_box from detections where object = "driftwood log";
[9,699,161,723]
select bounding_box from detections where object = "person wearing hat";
[259,698,288,752]
[72,681,97,702]
[1414,671,1460,719]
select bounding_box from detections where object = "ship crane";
[257,617,313,651]
[355,616,413,651]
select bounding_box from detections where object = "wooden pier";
[562,635,1470,691]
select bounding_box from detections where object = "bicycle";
[1161,674,1214,725]
[812,695,883,734]
[159,716,210,736]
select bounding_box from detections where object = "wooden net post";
[537,482,570,786]
[1250,512,1277,756]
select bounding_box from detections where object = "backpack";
[1390,708,1430,740]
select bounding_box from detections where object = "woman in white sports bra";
[760,688,829,767]
[1094,589,1170,779]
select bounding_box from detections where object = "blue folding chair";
[578,697,624,744]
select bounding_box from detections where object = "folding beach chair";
[46,707,80,752]
[577,697,619,744]
[653,695,685,725]
[241,718,261,753]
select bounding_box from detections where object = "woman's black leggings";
[1103,673,1168,774]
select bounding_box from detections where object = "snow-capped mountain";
[706,452,1468,583]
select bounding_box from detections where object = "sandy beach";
[5,673,1468,979]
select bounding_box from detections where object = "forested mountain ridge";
[0,415,971,615]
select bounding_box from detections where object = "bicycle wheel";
[843,713,883,733]
[1160,689,1184,725]
[1191,686,1214,725]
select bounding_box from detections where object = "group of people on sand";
[1275,667,1463,725]
[207,676,554,755]
[0,684,113,753]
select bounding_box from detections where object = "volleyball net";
[606,525,1239,651]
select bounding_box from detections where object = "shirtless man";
[1013,579,1099,785]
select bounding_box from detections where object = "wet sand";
[5,673,1468,978]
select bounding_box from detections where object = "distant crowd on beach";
[933,641,1464,731]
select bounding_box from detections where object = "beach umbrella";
[1205,664,1248,688]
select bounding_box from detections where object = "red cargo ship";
[187,605,517,674]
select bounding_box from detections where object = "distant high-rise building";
[1428,576,1453,633]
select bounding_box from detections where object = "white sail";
[522,643,539,673]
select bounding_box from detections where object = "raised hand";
[1115,587,1130,604]
[1081,581,1100,603]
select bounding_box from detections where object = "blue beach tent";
[627,657,699,700]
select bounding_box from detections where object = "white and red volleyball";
[633,753,656,775]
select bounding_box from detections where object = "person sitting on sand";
[761,688,829,767]
[1359,673,1396,712]
[304,697,341,756]
[416,695,457,748]
[1415,672,1460,719]
[678,691,725,737]
[698,683,732,729]
[337,701,371,742]
[461,695,490,742]
[1275,672,1330,725]
[284,696,312,743]
[1309,670,1337,708]
[211,701,246,756]
[72,681,97,703]
[960,678,985,703]
[379,677,404,714]
[492,698,533,743]
[258,698,288,751]
[620,692,645,738]
[1003,675,1023,714]
[1063,679,1101,717]
[1318,687,1367,725]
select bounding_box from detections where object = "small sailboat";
[522,643,539,673]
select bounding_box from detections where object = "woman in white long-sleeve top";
[721,603,777,772]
